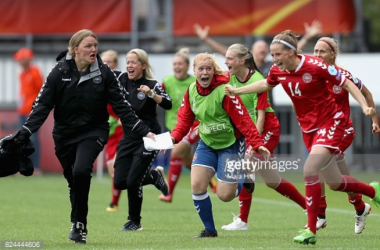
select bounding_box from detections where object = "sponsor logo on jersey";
[62,78,71,81]
[278,77,286,81]
[328,65,337,75]
[93,76,102,84]
[201,123,226,134]
[302,73,312,83]
[137,92,146,100]
[333,85,342,94]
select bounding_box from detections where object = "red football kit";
[256,91,280,154]
[106,104,124,163]
[266,54,347,153]
[326,66,363,154]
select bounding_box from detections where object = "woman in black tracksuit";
[13,29,158,244]
[114,48,172,231]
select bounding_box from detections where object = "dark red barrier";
[0,0,131,34]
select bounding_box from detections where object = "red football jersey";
[266,54,346,132]
[326,66,363,119]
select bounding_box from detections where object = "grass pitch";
[1,171,379,249]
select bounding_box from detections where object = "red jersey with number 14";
[266,54,346,133]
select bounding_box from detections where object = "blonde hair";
[127,48,154,80]
[193,53,226,76]
[68,29,97,57]
[272,30,301,54]
[227,43,263,75]
[174,47,190,65]
[317,37,340,64]
[100,49,118,67]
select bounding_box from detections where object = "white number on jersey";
[288,82,302,96]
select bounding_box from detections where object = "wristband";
[148,90,156,98]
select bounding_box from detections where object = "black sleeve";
[23,66,58,134]
[106,69,150,137]
[153,82,172,110]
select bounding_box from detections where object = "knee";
[327,182,341,191]
[265,182,277,189]
[217,192,234,202]
[191,180,207,194]
[114,178,126,190]
[72,167,91,180]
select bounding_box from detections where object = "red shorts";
[252,124,280,161]
[105,127,123,163]
[262,126,280,153]
[340,119,355,154]
[182,121,200,146]
[302,115,346,154]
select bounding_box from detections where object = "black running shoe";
[69,222,87,244]
[154,166,169,196]
[193,229,218,238]
[120,220,143,231]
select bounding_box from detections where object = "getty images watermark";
[222,153,380,183]
[226,157,301,174]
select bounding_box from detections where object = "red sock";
[348,194,365,214]
[275,178,306,209]
[305,175,321,234]
[318,196,327,217]
[111,178,121,205]
[337,175,376,198]
[168,157,182,195]
[238,187,252,223]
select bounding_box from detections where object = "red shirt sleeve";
[319,63,346,87]
[340,68,363,91]
[222,95,264,151]
[171,89,196,143]
[257,92,271,110]
[107,103,119,119]
[266,66,280,87]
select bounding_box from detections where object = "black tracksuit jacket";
[117,72,172,139]
[22,51,150,146]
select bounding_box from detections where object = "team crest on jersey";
[93,76,102,84]
[137,92,146,100]
[328,65,337,76]
[333,85,342,94]
[302,73,312,83]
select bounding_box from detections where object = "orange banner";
[173,0,356,36]
[0,0,131,34]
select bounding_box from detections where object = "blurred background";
[0,0,379,174]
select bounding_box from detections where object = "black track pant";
[55,137,104,226]
[114,138,158,223]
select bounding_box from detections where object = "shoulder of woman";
[145,78,159,87]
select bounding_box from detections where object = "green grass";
[1,171,379,249]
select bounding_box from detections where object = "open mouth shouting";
[127,69,135,78]
[199,76,210,87]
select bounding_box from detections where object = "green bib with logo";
[189,82,235,149]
